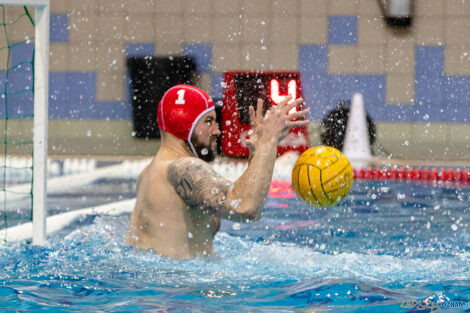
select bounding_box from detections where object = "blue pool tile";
[328,75,356,105]
[10,41,34,68]
[447,104,470,123]
[49,72,96,119]
[182,43,212,73]
[4,41,35,118]
[376,104,416,122]
[82,101,131,120]
[1,42,34,119]
[328,16,357,45]
[445,76,470,122]
[210,72,224,100]
[444,76,470,106]
[415,46,445,119]
[68,72,96,104]
[50,14,69,43]
[355,75,386,118]
[298,45,328,74]
[6,63,33,94]
[6,92,34,118]
[300,73,329,120]
[125,43,155,57]
[49,72,70,119]
[415,75,443,106]
[415,46,444,77]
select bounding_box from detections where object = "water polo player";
[126,84,309,259]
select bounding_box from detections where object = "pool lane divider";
[353,167,470,183]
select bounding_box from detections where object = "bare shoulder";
[167,157,216,179]
[167,157,232,213]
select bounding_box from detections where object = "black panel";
[234,74,269,125]
[127,56,196,139]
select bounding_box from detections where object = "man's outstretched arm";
[168,97,309,222]
[167,157,255,221]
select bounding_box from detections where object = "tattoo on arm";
[167,157,232,216]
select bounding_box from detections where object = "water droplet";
[230,199,242,208]
[451,224,458,231]
[201,148,208,155]
[232,223,241,230]
[188,232,193,238]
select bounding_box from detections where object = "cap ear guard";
[187,106,216,157]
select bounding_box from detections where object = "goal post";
[1,0,49,245]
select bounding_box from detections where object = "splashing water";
[0,181,469,312]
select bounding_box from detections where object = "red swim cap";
[157,85,215,154]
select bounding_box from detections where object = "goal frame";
[1,0,49,245]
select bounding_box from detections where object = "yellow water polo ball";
[292,145,354,207]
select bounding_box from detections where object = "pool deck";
[1,119,469,165]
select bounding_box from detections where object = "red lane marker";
[414,168,422,181]
[382,168,389,180]
[456,169,463,182]
[422,168,429,181]
[358,168,366,179]
[398,167,406,180]
[406,168,414,180]
[465,169,470,183]
[439,168,447,181]
[349,167,469,184]
[374,167,382,180]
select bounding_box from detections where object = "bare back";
[126,154,221,259]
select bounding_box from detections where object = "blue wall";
[1,14,469,122]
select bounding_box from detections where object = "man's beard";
[188,136,217,162]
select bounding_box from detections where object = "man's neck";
[158,132,194,160]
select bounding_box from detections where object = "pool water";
[1,180,469,312]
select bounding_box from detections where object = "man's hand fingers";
[279,95,293,108]
[287,119,310,128]
[282,97,303,114]
[249,105,256,126]
[263,109,271,120]
[256,99,264,121]
[288,108,310,120]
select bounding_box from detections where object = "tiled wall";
[1,1,470,124]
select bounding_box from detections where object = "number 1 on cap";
[175,89,186,105]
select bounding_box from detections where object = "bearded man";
[126,84,309,259]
